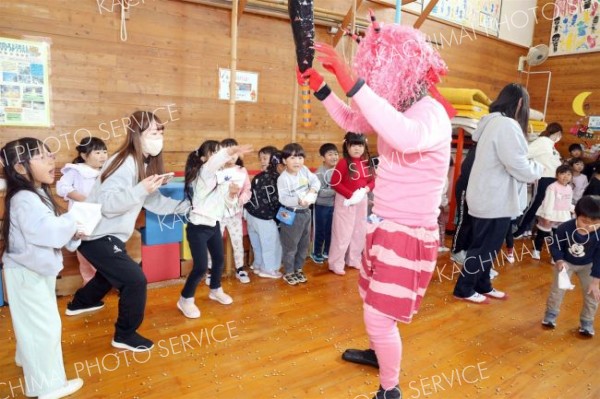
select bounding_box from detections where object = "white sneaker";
[252,266,262,275]
[483,288,508,300]
[205,273,211,286]
[490,268,499,280]
[438,246,450,253]
[524,230,533,237]
[506,253,515,264]
[455,292,490,304]
[209,287,233,305]
[532,250,541,260]
[258,270,283,279]
[38,378,83,399]
[177,297,201,319]
[236,269,251,284]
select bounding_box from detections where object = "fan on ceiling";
[518,44,551,121]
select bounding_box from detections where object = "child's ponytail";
[184,140,220,203]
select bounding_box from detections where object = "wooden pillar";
[229,0,239,138]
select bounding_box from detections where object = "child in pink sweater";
[533,164,575,259]
[298,17,454,399]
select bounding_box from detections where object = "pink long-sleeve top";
[322,85,452,227]
[331,156,375,199]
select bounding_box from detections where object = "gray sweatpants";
[279,211,311,274]
[546,262,599,323]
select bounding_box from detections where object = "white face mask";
[141,136,163,156]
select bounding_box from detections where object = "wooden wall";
[1,0,528,172]
[531,0,600,158]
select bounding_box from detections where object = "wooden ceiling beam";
[333,0,364,47]
[413,0,439,29]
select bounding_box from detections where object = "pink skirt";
[359,219,438,323]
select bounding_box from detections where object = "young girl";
[533,164,575,259]
[178,140,252,319]
[66,111,190,352]
[244,151,285,278]
[56,137,108,285]
[513,122,563,238]
[277,143,320,285]
[570,157,588,204]
[1,138,84,398]
[258,145,278,171]
[205,138,252,284]
[328,133,375,275]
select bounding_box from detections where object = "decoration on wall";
[218,68,258,103]
[569,91,596,140]
[572,91,592,116]
[0,37,51,127]
[422,0,502,36]
[550,0,600,56]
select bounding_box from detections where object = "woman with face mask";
[65,110,190,353]
[513,122,563,239]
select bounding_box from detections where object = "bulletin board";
[422,0,503,36]
[0,37,51,126]
[549,0,600,56]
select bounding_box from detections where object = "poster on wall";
[218,68,258,103]
[423,0,502,36]
[0,37,51,126]
[549,0,600,56]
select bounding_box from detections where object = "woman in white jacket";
[513,122,563,238]
[453,83,543,304]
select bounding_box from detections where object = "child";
[328,133,375,275]
[205,138,252,284]
[66,111,190,352]
[567,143,584,162]
[542,195,600,337]
[570,157,588,205]
[277,143,320,285]
[584,164,600,196]
[533,164,574,260]
[258,145,278,171]
[310,142,339,263]
[56,137,108,285]
[245,151,285,278]
[178,140,252,318]
[1,138,84,398]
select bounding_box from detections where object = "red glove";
[296,66,324,92]
[314,42,357,93]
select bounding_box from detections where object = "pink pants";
[77,251,97,286]
[364,307,401,390]
[360,219,438,389]
[328,195,367,274]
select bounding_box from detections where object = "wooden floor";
[1,239,599,399]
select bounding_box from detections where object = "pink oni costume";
[310,16,454,397]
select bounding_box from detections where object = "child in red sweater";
[328,132,375,275]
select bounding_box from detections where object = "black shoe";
[65,300,105,316]
[342,348,379,368]
[111,332,154,352]
[373,385,402,399]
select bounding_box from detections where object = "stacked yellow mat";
[439,88,491,120]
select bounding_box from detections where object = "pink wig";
[345,23,448,132]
